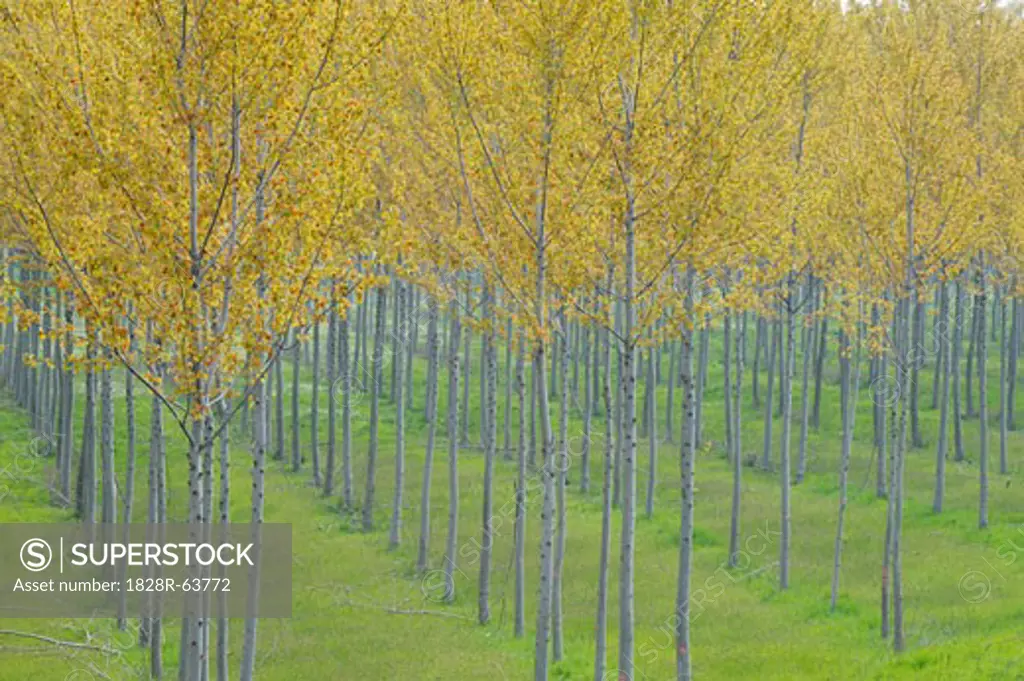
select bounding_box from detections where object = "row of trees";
[1,1,1022,680]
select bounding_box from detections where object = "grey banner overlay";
[0,523,291,618]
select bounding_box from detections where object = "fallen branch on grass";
[0,629,122,654]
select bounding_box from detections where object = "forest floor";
[0,333,1023,680]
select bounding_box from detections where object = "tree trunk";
[311,315,321,486]
[935,282,951,513]
[1009,293,1019,431]
[581,307,593,492]
[514,326,527,638]
[442,302,462,603]
[389,280,407,550]
[552,308,568,659]
[724,311,733,459]
[362,285,387,531]
[695,318,710,448]
[666,337,676,444]
[325,291,337,496]
[729,305,745,565]
[100,361,116,526]
[977,262,989,529]
[617,210,638,681]
[761,313,778,470]
[798,278,816,484]
[780,293,795,590]
[291,331,301,472]
[117,317,137,630]
[478,285,496,624]
[461,321,472,446]
[341,306,353,508]
[239,370,266,681]
[812,314,828,428]
[734,306,745,466]
[646,343,657,518]
[910,298,924,448]
[505,316,514,460]
[416,297,439,574]
[593,295,613,681]
[59,296,75,506]
[953,278,966,462]
[999,290,1008,475]
[77,327,97,523]
[831,324,862,610]
[675,273,696,681]
[274,348,284,462]
[966,288,977,418]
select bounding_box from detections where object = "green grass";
[1,327,1023,680]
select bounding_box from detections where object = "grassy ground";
[1,327,1023,680]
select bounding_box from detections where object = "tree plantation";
[1,0,1024,679]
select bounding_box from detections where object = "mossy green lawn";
[1,333,1022,680]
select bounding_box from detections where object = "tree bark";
[416,297,440,574]
[389,280,407,550]
[442,302,462,603]
[362,285,387,532]
[934,281,950,513]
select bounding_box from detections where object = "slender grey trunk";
[514,326,527,638]
[442,303,461,603]
[311,315,321,486]
[1009,293,1019,431]
[216,394,230,681]
[812,314,828,428]
[581,308,593,492]
[341,307,353,508]
[761,313,778,470]
[530,343,538,470]
[831,324,862,610]
[646,344,657,518]
[953,279,966,461]
[780,292,795,590]
[798,278,815,484]
[478,285,496,623]
[505,316,514,460]
[148,375,166,678]
[291,331,301,472]
[239,370,266,681]
[389,280,407,550]
[325,291,337,496]
[910,298,924,447]
[999,290,1008,475]
[594,297,613,680]
[728,307,743,567]
[752,316,763,407]
[362,285,387,531]
[966,289,977,418]
[416,297,440,573]
[552,309,568,659]
[666,337,676,444]
[977,262,989,529]
[675,272,696,681]
[59,296,75,505]
[100,361,116,526]
[935,282,951,513]
[613,301,623,508]
[461,321,472,446]
[695,318,710,448]
[407,288,418,413]
[617,197,638,681]
[118,318,137,631]
[274,346,284,462]
[733,306,745,466]
[724,312,733,458]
